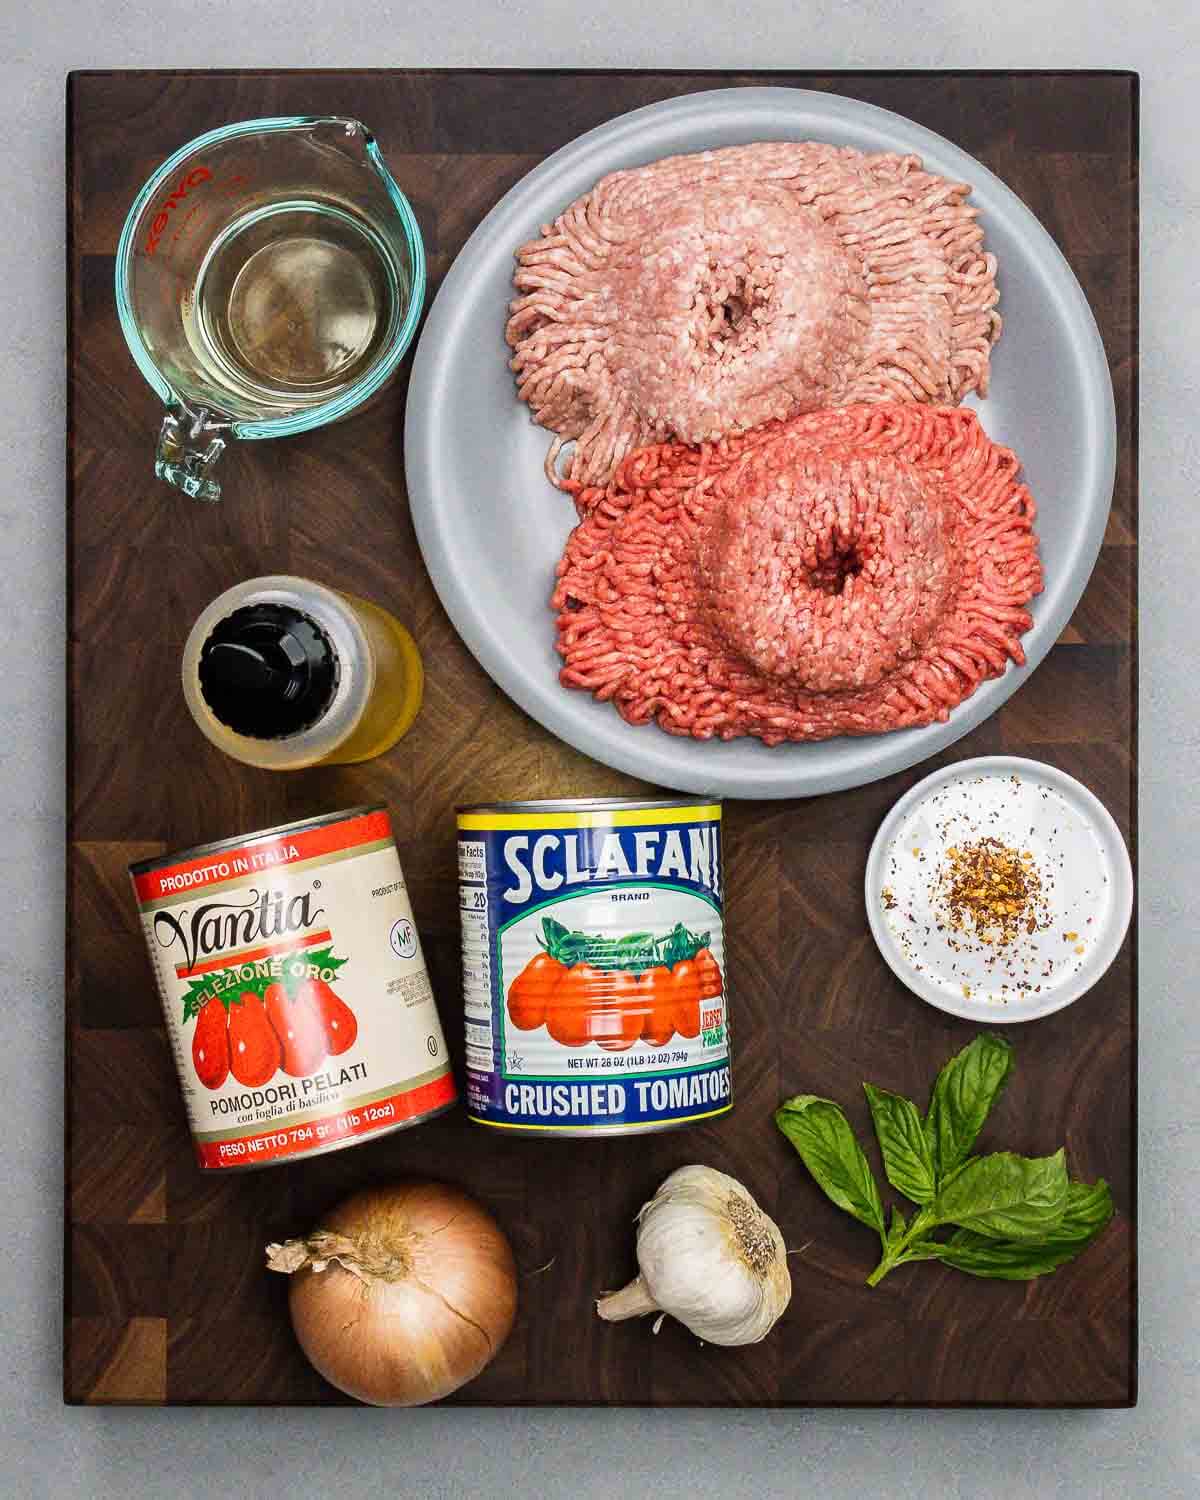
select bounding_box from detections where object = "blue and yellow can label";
[457,802,731,1132]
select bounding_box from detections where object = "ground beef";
[552,404,1041,745]
[698,449,953,692]
[509,143,1001,488]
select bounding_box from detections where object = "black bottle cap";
[198,602,338,739]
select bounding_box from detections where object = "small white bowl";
[865,756,1133,1023]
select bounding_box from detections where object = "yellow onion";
[266,1181,517,1406]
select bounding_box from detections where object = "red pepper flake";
[938,838,1045,948]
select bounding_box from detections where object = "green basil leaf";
[887,1205,908,1249]
[896,1240,949,1265]
[864,1083,936,1204]
[930,1149,1068,1240]
[776,1095,886,1239]
[923,1033,1014,1180]
[962,1176,1112,1246]
[934,1178,1115,1279]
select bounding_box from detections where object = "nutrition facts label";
[457,839,494,1073]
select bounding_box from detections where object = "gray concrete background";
[4,2,1196,1495]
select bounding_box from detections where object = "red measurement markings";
[144,165,212,256]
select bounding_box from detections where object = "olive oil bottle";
[182,575,423,769]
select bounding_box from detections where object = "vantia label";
[132,806,456,1170]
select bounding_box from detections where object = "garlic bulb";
[595,1165,791,1346]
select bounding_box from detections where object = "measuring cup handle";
[155,407,228,503]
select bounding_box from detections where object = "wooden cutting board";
[65,69,1137,1406]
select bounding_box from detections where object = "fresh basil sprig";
[775,1035,1113,1286]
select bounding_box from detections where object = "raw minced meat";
[508,142,1001,488]
[552,404,1041,745]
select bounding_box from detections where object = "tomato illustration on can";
[505,922,724,1050]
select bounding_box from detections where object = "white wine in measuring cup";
[188,201,402,407]
[115,117,425,502]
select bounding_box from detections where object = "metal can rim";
[456,796,721,815]
[128,803,389,876]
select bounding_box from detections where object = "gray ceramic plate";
[405,87,1116,799]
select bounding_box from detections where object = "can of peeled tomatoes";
[130,806,456,1171]
[457,798,730,1135]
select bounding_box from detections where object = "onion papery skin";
[282,1182,518,1407]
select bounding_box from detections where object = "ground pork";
[509,142,1001,488]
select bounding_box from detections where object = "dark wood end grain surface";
[65,69,1137,1407]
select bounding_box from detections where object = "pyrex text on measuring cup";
[115,117,425,502]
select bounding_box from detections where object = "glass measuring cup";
[115,116,425,502]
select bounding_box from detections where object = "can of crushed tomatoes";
[457,798,730,1135]
[130,806,456,1171]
